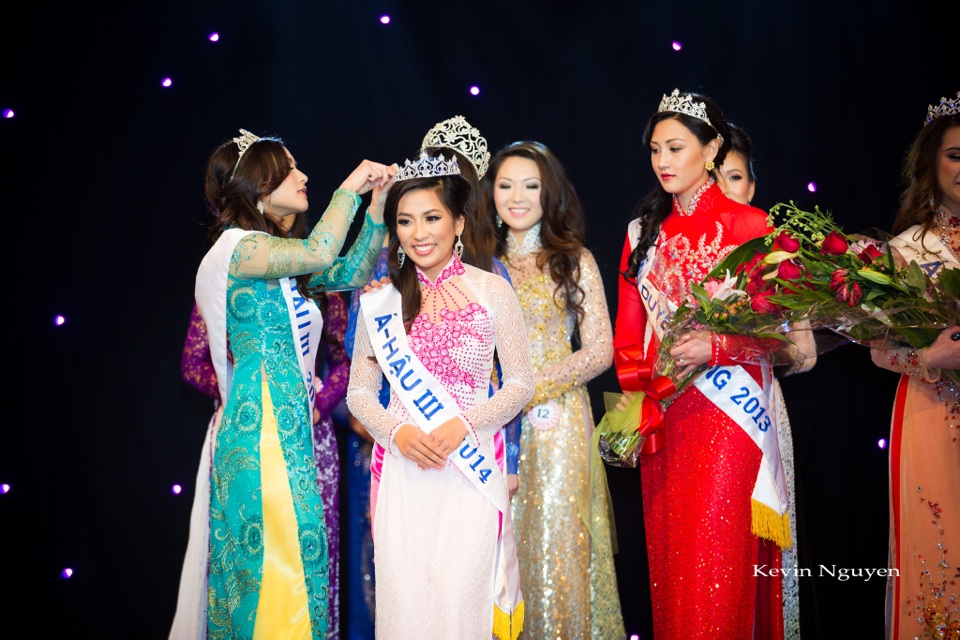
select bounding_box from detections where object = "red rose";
[751,290,781,315]
[857,243,883,263]
[746,276,774,296]
[736,251,765,276]
[848,282,862,306]
[777,259,803,280]
[829,268,848,290]
[775,232,800,253]
[820,230,848,256]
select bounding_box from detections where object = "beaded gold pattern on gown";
[504,224,625,638]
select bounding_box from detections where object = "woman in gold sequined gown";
[480,141,625,638]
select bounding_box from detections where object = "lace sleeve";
[181,303,220,401]
[345,310,403,450]
[231,189,383,286]
[306,212,388,289]
[528,249,613,407]
[775,320,818,377]
[462,273,535,443]
[492,256,521,473]
[871,342,942,383]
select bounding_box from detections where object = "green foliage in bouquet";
[597,201,959,470]
[703,201,959,384]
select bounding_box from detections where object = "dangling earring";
[496,217,503,228]
[454,233,464,259]
[256,200,265,214]
[397,245,406,268]
[705,160,716,172]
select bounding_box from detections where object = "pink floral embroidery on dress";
[408,255,493,407]
[409,305,486,391]
[416,254,466,287]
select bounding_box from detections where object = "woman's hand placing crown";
[340,160,397,197]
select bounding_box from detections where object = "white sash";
[694,364,790,522]
[890,226,958,275]
[359,284,507,513]
[280,277,323,404]
[627,218,668,357]
[637,273,676,353]
[195,229,323,406]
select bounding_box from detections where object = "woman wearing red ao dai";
[613,89,789,639]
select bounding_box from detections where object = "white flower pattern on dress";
[655,221,738,304]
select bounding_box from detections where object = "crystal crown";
[421,115,490,178]
[229,128,261,179]
[925,91,960,126]
[233,129,260,159]
[658,89,712,127]
[395,151,461,182]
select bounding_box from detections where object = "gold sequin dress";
[504,223,625,638]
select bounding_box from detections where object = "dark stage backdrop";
[4,1,953,637]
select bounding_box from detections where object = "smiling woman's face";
[395,187,464,281]
[493,155,543,244]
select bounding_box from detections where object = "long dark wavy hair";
[624,91,732,280]
[203,132,328,306]
[480,140,588,325]
[892,113,960,238]
[383,173,473,325]
[204,134,296,243]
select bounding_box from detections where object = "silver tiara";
[421,115,490,178]
[230,128,261,179]
[925,91,959,126]
[395,151,461,182]
[658,89,712,127]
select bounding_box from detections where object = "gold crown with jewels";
[421,115,490,178]
[658,89,712,127]
[395,151,461,182]
[925,91,960,126]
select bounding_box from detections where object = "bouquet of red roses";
[597,201,959,467]
[718,202,959,384]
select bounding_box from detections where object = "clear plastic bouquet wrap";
[597,201,960,467]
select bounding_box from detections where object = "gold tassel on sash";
[751,498,793,549]
[493,600,524,640]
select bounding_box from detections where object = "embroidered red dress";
[614,181,785,639]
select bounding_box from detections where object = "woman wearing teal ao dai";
[195,129,395,639]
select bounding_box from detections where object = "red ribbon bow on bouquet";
[614,346,677,454]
